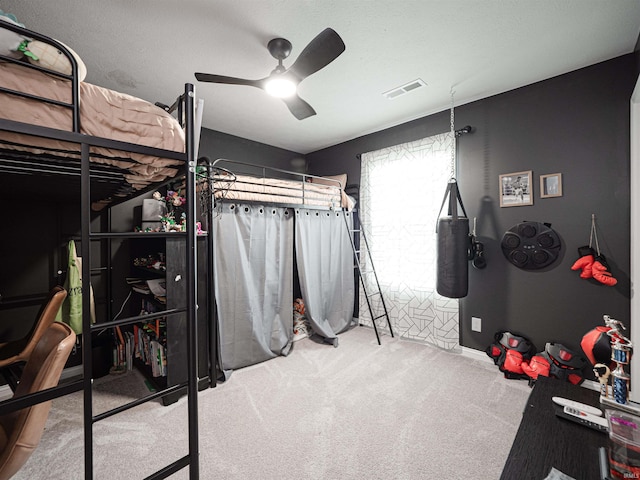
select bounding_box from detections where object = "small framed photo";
[499,170,533,207]
[540,173,563,198]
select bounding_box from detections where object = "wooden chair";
[0,322,76,480]
[0,287,67,380]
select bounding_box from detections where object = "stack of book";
[133,323,167,377]
[112,322,167,377]
[112,326,135,372]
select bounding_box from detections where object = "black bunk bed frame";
[0,21,201,480]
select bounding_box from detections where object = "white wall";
[630,76,640,401]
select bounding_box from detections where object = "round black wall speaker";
[501,221,561,270]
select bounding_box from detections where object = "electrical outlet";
[471,316,482,332]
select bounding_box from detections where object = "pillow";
[26,39,87,81]
[311,173,347,189]
[0,14,28,59]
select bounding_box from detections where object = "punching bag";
[436,180,470,298]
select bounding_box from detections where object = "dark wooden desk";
[500,376,609,480]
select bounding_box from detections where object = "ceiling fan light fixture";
[264,77,297,98]
[195,28,345,119]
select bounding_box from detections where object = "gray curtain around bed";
[213,203,355,377]
[213,203,294,378]
[295,209,356,345]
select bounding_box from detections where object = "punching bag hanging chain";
[449,88,456,180]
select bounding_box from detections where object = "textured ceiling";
[3,1,640,154]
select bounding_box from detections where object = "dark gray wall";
[307,54,636,357]
[0,200,105,354]
[198,128,304,173]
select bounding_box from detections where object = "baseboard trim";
[461,346,493,364]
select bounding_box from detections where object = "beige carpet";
[13,326,532,480]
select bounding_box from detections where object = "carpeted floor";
[13,326,532,480]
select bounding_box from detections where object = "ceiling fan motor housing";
[267,38,292,60]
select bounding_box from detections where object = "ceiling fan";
[195,28,345,120]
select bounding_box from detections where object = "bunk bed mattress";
[0,62,185,192]
[214,174,354,210]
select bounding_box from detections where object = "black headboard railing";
[0,20,80,131]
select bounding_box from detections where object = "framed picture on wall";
[499,170,533,207]
[540,173,563,198]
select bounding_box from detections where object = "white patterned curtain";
[359,132,460,351]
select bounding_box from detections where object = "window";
[359,132,459,350]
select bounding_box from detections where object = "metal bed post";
[184,83,200,479]
[105,210,113,322]
[205,158,219,390]
[80,141,94,479]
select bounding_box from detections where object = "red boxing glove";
[592,255,617,286]
[521,354,551,380]
[503,349,525,375]
[571,246,595,279]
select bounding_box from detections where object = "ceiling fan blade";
[281,94,316,120]
[195,72,265,89]
[287,28,345,82]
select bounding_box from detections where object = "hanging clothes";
[56,240,96,334]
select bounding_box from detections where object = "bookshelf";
[117,236,210,405]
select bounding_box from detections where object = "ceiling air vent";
[383,79,427,100]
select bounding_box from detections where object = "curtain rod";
[355,125,474,159]
[455,125,473,137]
